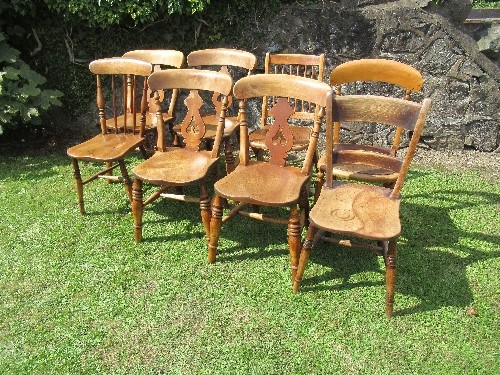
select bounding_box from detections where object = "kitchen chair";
[248,52,325,162]
[208,74,332,283]
[315,58,423,201]
[122,49,185,150]
[132,69,232,243]
[172,48,257,174]
[67,57,152,214]
[293,94,432,318]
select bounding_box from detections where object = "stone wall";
[239,0,500,152]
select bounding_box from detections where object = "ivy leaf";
[19,84,42,97]
[0,42,20,63]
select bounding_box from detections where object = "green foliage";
[433,0,500,7]
[7,0,211,27]
[0,31,62,135]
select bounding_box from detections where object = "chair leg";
[71,158,85,215]
[299,186,310,229]
[288,205,301,284]
[293,224,315,293]
[314,168,325,204]
[105,161,114,183]
[208,194,223,263]
[132,178,143,243]
[199,183,212,243]
[385,239,397,318]
[118,160,133,203]
[223,137,236,174]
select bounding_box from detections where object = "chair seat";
[172,115,239,140]
[310,182,401,240]
[249,125,310,151]
[132,148,218,185]
[317,147,402,184]
[214,161,309,206]
[67,133,145,162]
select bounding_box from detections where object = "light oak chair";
[293,94,432,318]
[67,57,152,214]
[172,48,257,174]
[132,69,232,243]
[315,59,423,201]
[208,74,332,283]
[122,49,185,150]
[249,52,325,162]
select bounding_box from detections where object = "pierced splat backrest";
[122,50,185,117]
[329,59,423,154]
[187,48,256,115]
[326,95,431,197]
[260,53,325,127]
[234,74,332,172]
[147,69,233,153]
[88,57,152,137]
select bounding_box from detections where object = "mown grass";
[0,151,499,374]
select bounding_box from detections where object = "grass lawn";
[0,151,499,374]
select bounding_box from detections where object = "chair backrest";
[187,48,257,115]
[122,49,185,116]
[260,52,325,127]
[148,69,233,153]
[326,95,431,198]
[329,59,423,153]
[89,57,152,137]
[234,74,332,172]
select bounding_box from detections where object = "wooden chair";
[248,52,325,162]
[172,48,257,174]
[122,49,185,150]
[131,69,232,243]
[293,95,432,318]
[208,74,332,283]
[315,59,423,201]
[67,57,152,214]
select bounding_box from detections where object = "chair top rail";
[330,59,423,91]
[234,74,331,107]
[187,48,257,70]
[89,57,152,76]
[333,95,423,131]
[148,69,233,96]
[122,49,185,68]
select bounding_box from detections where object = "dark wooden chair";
[315,59,423,201]
[293,94,432,318]
[248,53,325,162]
[132,69,232,243]
[122,49,185,150]
[208,74,332,283]
[172,48,257,174]
[67,57,152,214]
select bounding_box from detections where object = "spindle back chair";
[122,49,185,149]
[67,57,152,214]
[249,52,325,161]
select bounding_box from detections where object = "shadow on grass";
[299,169,500,316]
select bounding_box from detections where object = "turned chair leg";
[199,183,212,243]
[293,224,315,293]
[314,168,325,204]
[208,194,223,263]
[385,238,397,318]
[288,205,302,284]
[223,137,236,174]
[132,178,143,243]
[72,158,85,215]
[118,160,133,203]
[299,186,310,229]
